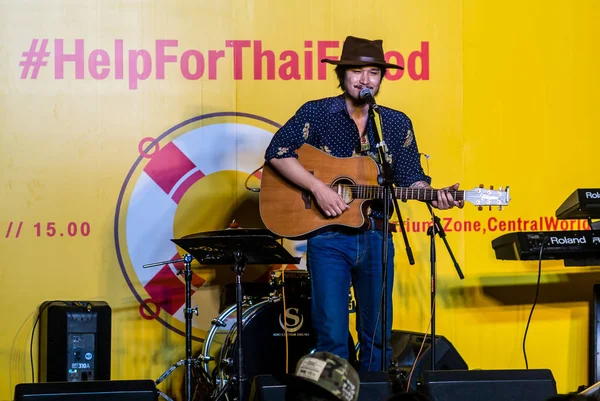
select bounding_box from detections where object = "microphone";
[359,88,378,109]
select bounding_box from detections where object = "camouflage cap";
[290,352,360,401]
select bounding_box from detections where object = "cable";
[406,303,435,390]
[420,153,430,177]
[244,164,264,193]
[30,300,65,382]
[369,239,393,371]
[369,258,387,371]
[280,266,290,373]
[522,236,549,369]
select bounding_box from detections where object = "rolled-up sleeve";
[265,102,313,161]
[392,118,431,187]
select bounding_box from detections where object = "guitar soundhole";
[331,178,355,204]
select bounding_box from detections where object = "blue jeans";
[307,226,394,371]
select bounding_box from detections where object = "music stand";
[172,228,300,401]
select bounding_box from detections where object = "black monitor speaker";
[38,301,112,382]
[14,380,158,401]
[249,371,392,401]
[389,330,468,391]
[422,369,557,401]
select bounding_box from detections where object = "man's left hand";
[431,183,464,210]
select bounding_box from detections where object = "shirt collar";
[329,94,348,114]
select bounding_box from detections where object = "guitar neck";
[354,186,464,201]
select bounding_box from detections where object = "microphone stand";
[425,203,464,370]
[368,105,414,372]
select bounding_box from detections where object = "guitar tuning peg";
[489,206,492,211]
[498,206,503,211]
[478,206,483,211]
[489,185,494,190]
[499,186,503,191]
[479,184,484,189]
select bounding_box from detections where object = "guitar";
[259,144,510,239]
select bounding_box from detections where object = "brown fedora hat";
[321,36,404,69]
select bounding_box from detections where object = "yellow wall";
[1,1,599,400]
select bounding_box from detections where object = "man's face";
[344,66,382,101]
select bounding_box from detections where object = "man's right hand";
[311,181,350,217]
[268,157,350,218]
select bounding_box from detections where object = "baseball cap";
[286,352,360,401]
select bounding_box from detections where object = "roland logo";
[586,191,600,199]
[550,235,587,245]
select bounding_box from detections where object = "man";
[264,36,462,371]
[284,351,360,401]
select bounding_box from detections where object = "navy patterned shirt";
[265,94,431,218]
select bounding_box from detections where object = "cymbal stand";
[144,254,210,401]
[171,229,300,401]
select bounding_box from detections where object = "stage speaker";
[249,371,392,401]
[422,369,557,401]
[590,283,600,385]
[389,330,467,391]
[14,380,158,401]
[38,301,111,382]
[249,375,284,401]
[357,371,393,401]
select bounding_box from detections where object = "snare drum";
[269,269,311,299]
[202,296,315,388]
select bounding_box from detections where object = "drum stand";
[143,253,209,401]
[144,254,212,401]
[172,228,299,401]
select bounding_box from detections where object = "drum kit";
[144,228,316,401]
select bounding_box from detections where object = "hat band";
[354,56,384,63]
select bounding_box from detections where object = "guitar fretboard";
[351,186,465,201]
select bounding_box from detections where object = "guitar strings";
[338,185,466,200]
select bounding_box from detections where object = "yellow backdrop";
[1,1,599,400]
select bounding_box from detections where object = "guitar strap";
[360,131,371,152]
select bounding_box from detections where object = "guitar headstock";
[464,185,510,210]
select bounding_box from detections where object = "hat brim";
[321,58,404,70]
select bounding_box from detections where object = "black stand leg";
[425,204,465,371]
[145,254,206,401]
[426,218,437,370]
[214,250,247,401]
[381,185,390,372]
[182,254,198,401]
[234,250,246,401]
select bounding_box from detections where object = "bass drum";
[202,297,316,388]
